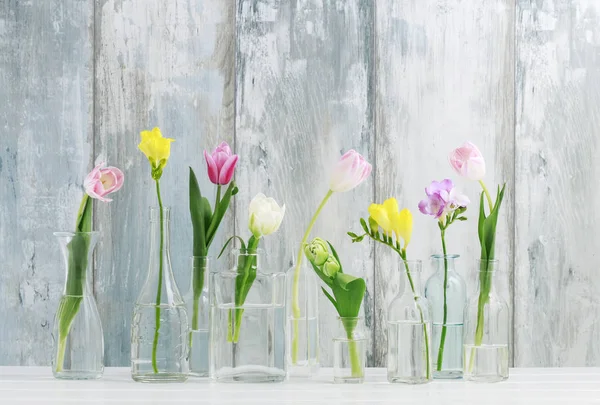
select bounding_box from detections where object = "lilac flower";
[418,179,469,219]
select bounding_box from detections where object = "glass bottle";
[184,256,210,377]
[286,263,319,377]
[131,207,189,383]
[333,317,367,384]
[387,260,432,384]
[463,259,509,382]
[52,232,103,380]
[424,254,467,379]
[210,249,287,383]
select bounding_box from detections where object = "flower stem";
[402,257,431,380]
[478,180,494,213]
[151,180,164,374]
[436,230,449,372]
[346,330,363,378]
[55,337,67,372]
[291,189,334,364]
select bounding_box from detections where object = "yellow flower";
[394,208,413,249]
[368,198,399,235]
[138,127,174,179]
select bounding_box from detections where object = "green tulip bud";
[304,237,330,266]
[322,256,341,278]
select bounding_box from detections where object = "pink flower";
[84,162,124,202]
[419,179,469,219]
[449,141,486,181]
[204,141,239,185]
[329,149,372,193]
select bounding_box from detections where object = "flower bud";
[322,256,341,278]
[304,237,330,267]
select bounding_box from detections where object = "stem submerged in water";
[436,232,449,372]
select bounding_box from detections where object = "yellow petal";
[368,203,393,235]
[138,127,174,168]
[396,208,413,248]
[383,198,399,218]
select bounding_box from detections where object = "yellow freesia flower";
[394,208,413,249]
[368,198,399,235]
[138,127,174,179]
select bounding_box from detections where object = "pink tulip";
[329,149,372,193]
[84,162,124,202]
[204,141,239,185]
[449,141,486,181]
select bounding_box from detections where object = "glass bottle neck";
[475,260,502,295]
[431,254,459,275]
[190,256,210,292]
[400,260,422,296]
[56,232,99,297]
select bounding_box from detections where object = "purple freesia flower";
[419,179,469,219]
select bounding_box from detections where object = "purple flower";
[419,179,469,219]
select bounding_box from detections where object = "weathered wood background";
[1,0,598,367]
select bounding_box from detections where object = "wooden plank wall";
[1,0,600,368]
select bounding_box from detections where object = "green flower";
[304,237,329,266]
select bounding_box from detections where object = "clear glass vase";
[52,232,103,380]
[183,256,209,377]
[424,254,466,379]
[387,260,432,384]
[131,207,189,383]
[210,249,286,383]
[333,317,366,384]
[463,259,509,382]
[286,262,319,377]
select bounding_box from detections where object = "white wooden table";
[1,367,599,404]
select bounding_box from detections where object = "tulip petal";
[204,150,219,184]
[218,154,239,185]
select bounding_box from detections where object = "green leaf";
[218,235,247,259]
[75,195,92,233]
[189,167,207,257]
[326,241,343,273]
[477,192,487,260]
[347,232,359,239]
[360,218,370,235]
[206,181,237,247]
[306,252,334,287]
[331,274,366,319]
[457,217,467,221]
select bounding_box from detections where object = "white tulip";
[248,193,285,238]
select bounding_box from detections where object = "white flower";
[248,193,285,238]
[329,149,372,193]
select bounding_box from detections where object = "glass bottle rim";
[430,254,459,260]
[232,247,265,256]
[149,206,171,221]
[337,316,363,321]
[399,259,422,270]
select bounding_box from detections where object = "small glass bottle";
[333,317,367,384]
[286,263,319,377]
[52,232,103,380]
[387,260,432,384]
[210,249,286,383]
[424,254,466,379]
[131,207,189,383]
[463,259,509,382]
[184,256,210,377]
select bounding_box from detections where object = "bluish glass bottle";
[424,254,466,379]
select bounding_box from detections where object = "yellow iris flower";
[138,127,174,180]
[368,198,413,249]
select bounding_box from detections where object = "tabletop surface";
[1,367,599,404]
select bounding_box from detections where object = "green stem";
[436,230,449,371]
[346,331,362,378]
[291,189,334,364]
[229,238,260,343]
[468,260,493,372]
[151,180,164,374]
[478,180,494,213]
[215,185,221,210]
[402,257,431,380]
[55,337,67,372]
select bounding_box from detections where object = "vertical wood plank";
[0,1,94,365]
[235,0,375,366]
[374,0,515,366]
[94,0,235,365]
[515,0,600,367]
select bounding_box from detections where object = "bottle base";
[188,370,209,378]
[334,376,364,384]
[132,372,188,383]
[464,374,508,383]
[288,363,320,378]
[212,365,286,383]
[53,370,103,380]
[433,369,463,379]
[388,375,431,385]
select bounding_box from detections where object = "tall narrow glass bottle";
[131,207,189,383]
[463,259,509,382]
[387,260,432,384]
[184,256,210,377]
[52,232,104,380]
[424,254,466,379]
